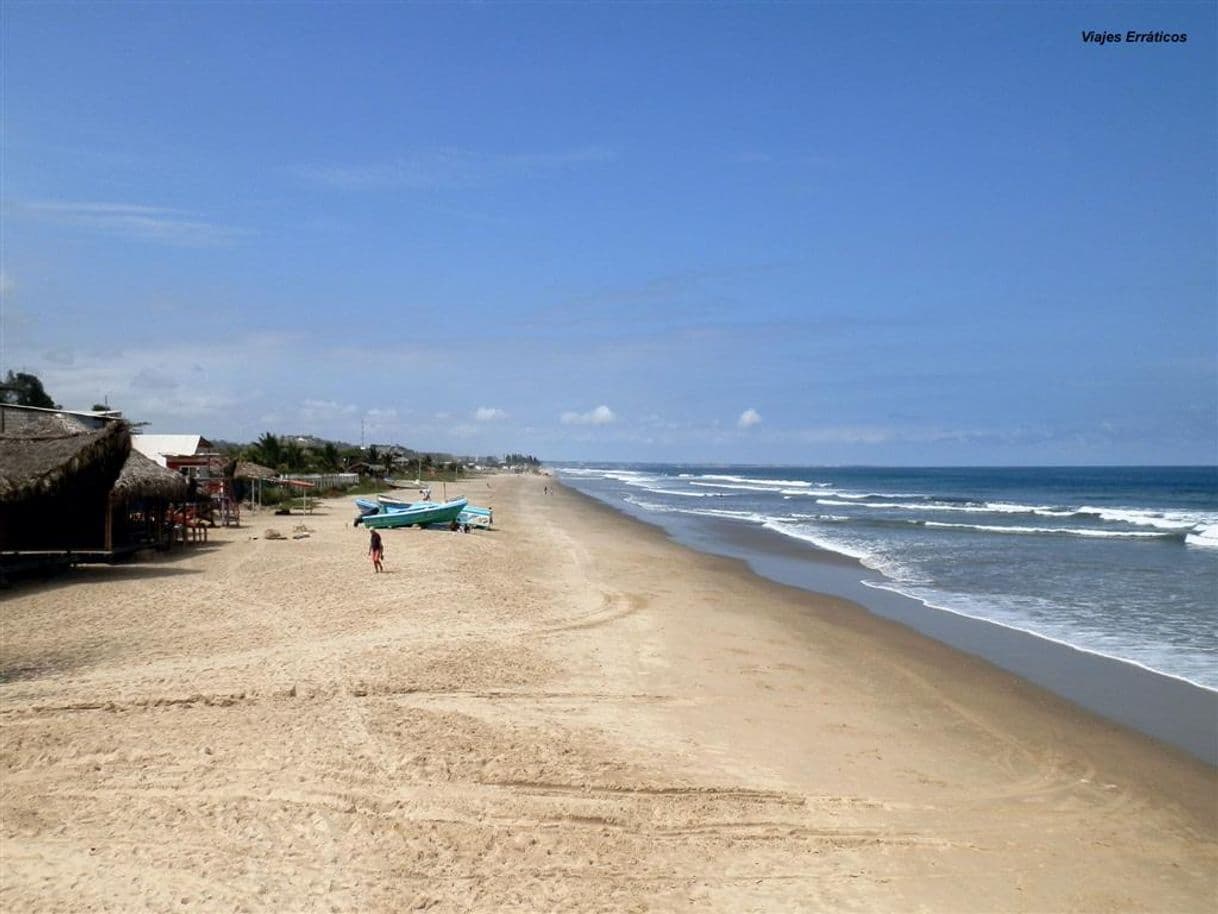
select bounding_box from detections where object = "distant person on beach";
[368,529,384,573]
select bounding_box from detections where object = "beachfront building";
[131,434,216,474]
[133,433,242,525]
[0,406,219,578]
[0,408,131,554]
[108,447,189,552]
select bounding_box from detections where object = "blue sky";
[2,2,1214,464]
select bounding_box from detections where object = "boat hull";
[360,498,468,529]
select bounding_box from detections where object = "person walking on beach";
[368,529,384,573]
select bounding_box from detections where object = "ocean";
[556,465,1218,700]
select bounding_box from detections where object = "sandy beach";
[2,473,1215,912]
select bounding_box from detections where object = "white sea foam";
[690,481,806,493]
[812,497,1212,529]
[825,491,924,500]
[759,518,875,562]
[602,472,658,486]
[984,502,1076,517]
[1074,506,1214,530]
[1185,523,1218,548]
[568,468,1218,695]
[860,581,1218,691]
[760,518,921,580]
[815,498,989,512]
[621,495,680,514]
[622,495,765,524]
[921,521,1177,539]
[690,474,815,488]
[645,488,728,498]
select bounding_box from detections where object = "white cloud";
[474,406,508,421]
[737,408,762,429]
[132,367,181,390]
[561,405,616,425]
[20,200,252,247]
[300,399,358,422]
[43,347,74,366]
[796,425,891,445]
[295,146,617,191]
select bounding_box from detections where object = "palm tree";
[282,442,306,471]
[251,432,282,469]
[319,442,341,472]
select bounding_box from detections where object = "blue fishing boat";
[458,504,493,527]
[377,494,415,510]
[358,498,468,529]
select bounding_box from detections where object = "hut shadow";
[0,652,92,684]
[2,562,204,595]
[0,536,231,593]
[68,564,205,583]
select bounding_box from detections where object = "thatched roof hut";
[112,447,190,501]
[0,415,130,504]
[233,460,277,480]
[0,413,132,551]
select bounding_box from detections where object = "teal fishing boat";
[359,497,468,529]
[458,504,493,527]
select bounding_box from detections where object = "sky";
[1,1,1214,465]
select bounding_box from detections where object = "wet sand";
[656,510,1218,764]
[1,474,1215,912]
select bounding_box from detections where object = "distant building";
[131,434,216,475]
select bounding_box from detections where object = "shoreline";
[558,476,1218,765]
[2,474,1215,911]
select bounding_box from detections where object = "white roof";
[132,434,204,467]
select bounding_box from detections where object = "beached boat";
[359,497,468,529]
[354,497,382,515]
[377,494,415,509]
[457,504,493,527]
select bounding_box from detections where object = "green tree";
[282,441,306,471]
[250,432,283,469]
[319,442,341,472]
[1,371,58,408]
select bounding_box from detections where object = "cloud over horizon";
[561,405,616,426]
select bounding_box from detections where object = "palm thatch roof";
[233,460,277,480]
[112,447,189,500]
[0,415,131,504]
